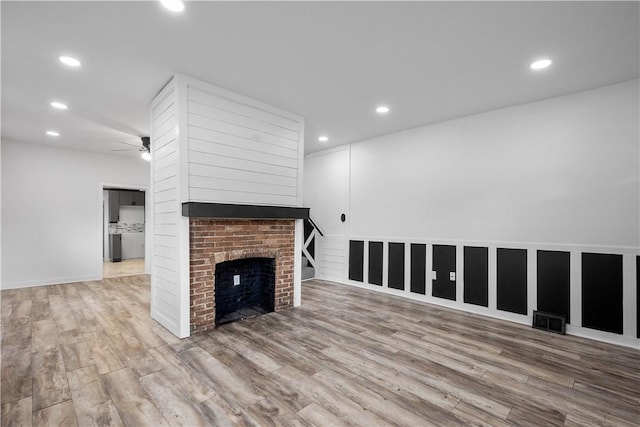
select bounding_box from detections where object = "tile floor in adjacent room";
[103,258,145,279]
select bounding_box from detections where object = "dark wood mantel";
[182,202,309,220]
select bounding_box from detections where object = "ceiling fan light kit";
[110,135,151,161]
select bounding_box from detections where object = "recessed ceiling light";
[141,151,151,161]
[50,101,68,110]
[318,135,329,142]
[376,106,390,114]
[46,130,60,137]
[530,58,552,70]
[59,56,82,67]
[160,0,185,12]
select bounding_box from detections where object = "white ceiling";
[2,1,638,158]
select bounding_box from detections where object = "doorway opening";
[103,188,146,278]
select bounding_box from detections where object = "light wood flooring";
[103,259,145,279]
[1,276,639,426]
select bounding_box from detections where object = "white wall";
[304,80,639,347]
[1,140,150,289]
[348,80,639,247]
[303,146,349,282]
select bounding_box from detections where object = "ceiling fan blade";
[111,148,138,152]
[115,141,140,147]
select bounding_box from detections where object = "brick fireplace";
[188,217,297,333]
[149,75,306,338]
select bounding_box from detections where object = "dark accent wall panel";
[497,248,528,315]
[582,253,623,335]
[368,241,383,286]
[432,245,456,301]
[463,246,488,307]
[348,240,364,282]
[537,250,570,323]
[410,244,426,295]
[388,243,405,290]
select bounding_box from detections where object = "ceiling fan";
[111,136,151,161]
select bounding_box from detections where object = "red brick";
[188,218,295,332]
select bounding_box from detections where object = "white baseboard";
[1,274,103,290]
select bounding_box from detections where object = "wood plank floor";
[2,276,639,426]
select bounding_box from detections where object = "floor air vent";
[533,310,566,335]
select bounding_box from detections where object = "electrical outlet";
[233,275,240,286]
[450,272,456,281]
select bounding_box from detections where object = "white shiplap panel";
[153,102,176,131]
[153,264,179,285]
[188,86,299,131]
[153,200,177,215]
[189,187,298,207]
[154,212,178,225]
[320,257,347,269]
[189,152,297,178]
[153,244,178,260]
[155,224,178,237]
[188,126,297,159]
[153,276,178,297]
[153,291,179,321]
[317,235,347,281]
[154,113,177,143]
[153,254,179,271]
[190,175,296,198]
[322,237,347,249]
[154,176,178,193]
[154,163,177,183]
[154,128,177,152]
[188,162,296,188]
[152,298,178,323]
[185,79,302,210]
[154,291,178,313]
[154,234,177,248]
[321,261,347,273]
[319,253,347,264]
[151,78,183,338]
[154,151,178,173]
[153,291,178,312]
[152,86,176,121]
[153,188,177,204]
[155,138,177,162]
[189,113,298,151]
[189,138,297,169]
[188,100,298,141]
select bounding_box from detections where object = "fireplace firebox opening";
[215,257,276,325]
